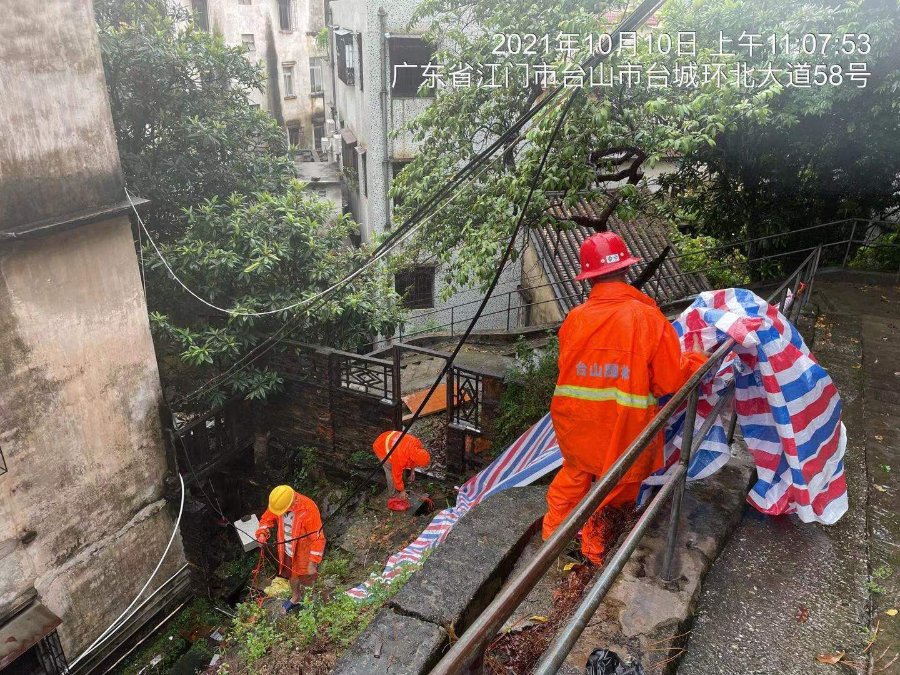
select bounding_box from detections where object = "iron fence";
[448,366,484,433]
[332,351,395,402]
[175,397,252,484]
[430,246,822,674]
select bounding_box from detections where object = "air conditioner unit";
[325,119,336,136]
[320,137,331,154]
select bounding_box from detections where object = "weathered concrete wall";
[521,242,565,326]
[0,218,185,657]
[0,0,124,232]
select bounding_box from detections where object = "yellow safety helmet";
[268,485,295,516]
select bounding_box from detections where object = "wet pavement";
[679,274,900,675]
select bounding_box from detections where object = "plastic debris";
[264,576,291,598]
[585,648,646,675]
[387,497,411,511]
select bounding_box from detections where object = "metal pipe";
[533,463,687,675]
[661,387,699,581]
[429,337,735,674]
[842,220,859,268]
[378,8,391,231]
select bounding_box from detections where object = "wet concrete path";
[679,274,900,675]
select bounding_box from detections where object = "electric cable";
[70,472,186,668]
[162,94,569,407]
[266,74,582,551]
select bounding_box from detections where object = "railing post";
[726,402,739,445]
[506,292,512,332]
[842,219,859,268]
[662,387,699,581]
[450,306,454,337]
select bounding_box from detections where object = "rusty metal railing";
[429,246,822,674]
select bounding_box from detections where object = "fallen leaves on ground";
[886,609,898,617]
[795,606,810,623]
[815,651,845,664]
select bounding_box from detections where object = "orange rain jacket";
[373,431,431,491]
[256,493,325,579]
[550,282,707,483]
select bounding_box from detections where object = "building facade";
[327,0,524,335]
[182,0,331,152]
[0,0,186,668]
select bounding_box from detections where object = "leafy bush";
[493,336,559,453]
[670,229,751,289]
[850,229,900,272]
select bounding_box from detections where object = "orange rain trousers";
[543,282,706,565]
[541,464,642,564]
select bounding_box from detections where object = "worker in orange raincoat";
[373,430,431,511]
[256,485,326,613]
[542,232,707,565]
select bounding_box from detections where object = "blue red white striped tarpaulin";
[347,288,847,599]
[639,288,848,524]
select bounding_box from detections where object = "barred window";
[241,34,255,53]
[395,266,435,309]
[389,37,434,97]
[309,56,324,93]
[335,30,355,85]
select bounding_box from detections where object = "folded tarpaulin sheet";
[346,288,847,599]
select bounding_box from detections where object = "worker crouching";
[373,430,431,511]
[255,485,326,613]
[542,232,707,565]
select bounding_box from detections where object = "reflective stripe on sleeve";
[553,384,657,408]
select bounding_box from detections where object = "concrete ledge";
[332,608,446,675]
[332,485,548,674]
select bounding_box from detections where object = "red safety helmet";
[574,231,640,281]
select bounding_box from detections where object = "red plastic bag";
[387,497,411,511]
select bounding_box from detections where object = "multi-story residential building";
[182,0,331,152]
[326,0,525,335]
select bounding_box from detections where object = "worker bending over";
[256,485,325,613]
[542,232,707,565]
[372,430,431,511]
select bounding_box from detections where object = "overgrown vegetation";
[116,599,221,675]
[145,186,402,407]
[493,336,559,453]
[850,229,900,272]
[669,230,750,289]
[220,563,422,672]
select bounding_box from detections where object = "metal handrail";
[429,246,821,674]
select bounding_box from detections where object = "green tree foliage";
[493,336,559,453]
[95,0,296,237]
[391,0,779,293]
[393,0,898,290]
[147,186,402,406]
[95,1,402,406]
[657,0,900,257]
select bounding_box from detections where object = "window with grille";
[389,37,434,97]
[288,126,301,147]
[241,34,255,53]
[395,266,435,309]
[283,64,296,97]
[335,30,355,85]
[309,57,324,94]
[341,135,358,178]
[278,0,292,30]
[191,0,209,31]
